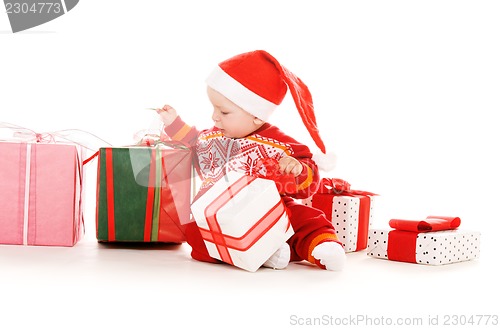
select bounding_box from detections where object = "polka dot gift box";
[367,216,480,265]
[303,178,379,252]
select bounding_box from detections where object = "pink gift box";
[0,141,84,246]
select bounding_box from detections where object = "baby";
[157,50,346,271]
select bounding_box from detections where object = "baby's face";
[207,87,263,138]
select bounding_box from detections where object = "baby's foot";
[262,243,291,270]
[311,242,346,271]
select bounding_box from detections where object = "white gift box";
[367,228,481,265]
[191,171,294,272]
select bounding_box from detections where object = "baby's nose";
[212,111,220,122]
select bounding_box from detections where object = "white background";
[1,1,499,328]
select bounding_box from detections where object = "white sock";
[262,243,291,270]
[311,242,346,271]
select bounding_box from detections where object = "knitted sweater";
[164,116,319,199]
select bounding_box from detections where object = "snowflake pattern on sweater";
[163,117,318,199]
[196,130,292,191]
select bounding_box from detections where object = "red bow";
[387,216,462,263]
[254,158,297,195]
[317,178,376,197]
[317,178,350,194]
[389,216,461,232]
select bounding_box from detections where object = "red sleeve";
[292,157,320,199]
[162,116,199,147]
[258,125,321,199]
[162,115,205,178]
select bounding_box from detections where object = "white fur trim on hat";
[313,150,337,172]
[206,66,277,121]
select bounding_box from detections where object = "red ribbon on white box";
[198,174,289,266]
[312,178,377,251]
[387,216,461,263]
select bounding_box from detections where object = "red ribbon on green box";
[96,143,191,243]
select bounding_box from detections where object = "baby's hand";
[278,155,303,177]
[156,105,178,126]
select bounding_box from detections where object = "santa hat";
[206,50,327,155]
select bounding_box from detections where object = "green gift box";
[96,143,192,243]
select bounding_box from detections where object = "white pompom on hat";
[206,49,327,154]
[312,150,337,173]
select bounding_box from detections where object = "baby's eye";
[220,111,229,115]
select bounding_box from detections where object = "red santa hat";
[206,50,327,154]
